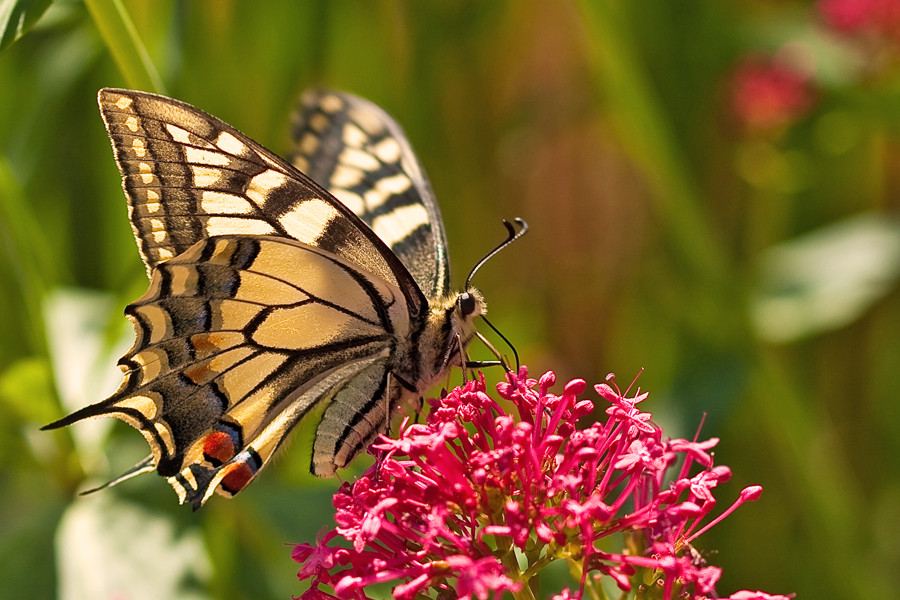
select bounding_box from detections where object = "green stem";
[499,549,535,600]
[83,0,165,92]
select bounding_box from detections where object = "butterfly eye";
[459,292,477,317]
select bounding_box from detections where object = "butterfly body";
[44,88,484,507]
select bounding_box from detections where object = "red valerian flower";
[292,368,792,600]
[730,54,816,132]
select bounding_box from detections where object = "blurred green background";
[2,0,899,598]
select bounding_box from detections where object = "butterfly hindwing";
[290,89,450,299]
[54,235,410,507]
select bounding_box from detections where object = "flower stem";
[500,550,536,600]
[512,580,537,600]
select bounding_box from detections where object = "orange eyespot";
[202,431,236,466]
[220,460,256,496]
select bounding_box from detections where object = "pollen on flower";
[291,368,787,600]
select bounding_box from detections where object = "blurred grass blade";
[0,0,54,52]
[83,0,164,92]
[752,213,900,342]
[575,0,727,284]
[0,155,53,354]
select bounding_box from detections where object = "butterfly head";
[450,288,486,366]
[422,218,527,378]
[455,285,486,322]
[418,288,485,376]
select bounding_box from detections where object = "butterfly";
[43,88,522,508]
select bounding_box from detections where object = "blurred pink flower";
[819,0,900,40]
[291,368,790,600]
[730,55,816,132]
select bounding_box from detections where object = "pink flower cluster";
[819,0,900,41]
[292,368,790,600]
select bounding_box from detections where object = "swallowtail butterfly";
[44,88,508,508]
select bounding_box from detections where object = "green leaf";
[0,356,56,424]
[0,0,55,52]
[752,213,900,342]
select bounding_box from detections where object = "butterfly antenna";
[461,218,527,373]
[464,218,528,291]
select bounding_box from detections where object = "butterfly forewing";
[290,90,450,299]
[98,88,424,312]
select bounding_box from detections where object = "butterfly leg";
[469,331,513,373]
[465,360,504,369]
[454,332,474,383]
